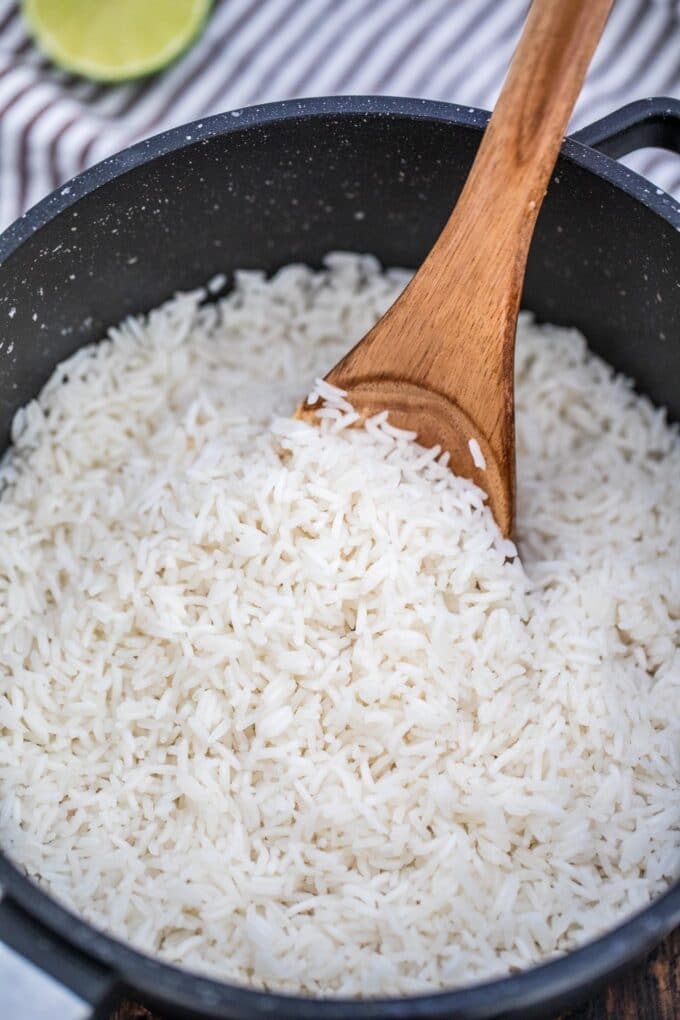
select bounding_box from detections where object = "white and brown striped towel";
[1,0,679,230]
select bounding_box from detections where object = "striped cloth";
[0,0,679,231]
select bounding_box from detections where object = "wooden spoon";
[297,0,612,537]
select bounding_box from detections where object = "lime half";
[23,0,212,82]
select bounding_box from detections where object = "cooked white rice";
[0,253,678,997]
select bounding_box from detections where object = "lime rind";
[22,0,213,83]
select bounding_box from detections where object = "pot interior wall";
[0,110,678,455]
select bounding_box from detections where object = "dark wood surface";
[114,926,679,1020]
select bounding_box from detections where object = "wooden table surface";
[115,926,679,1020]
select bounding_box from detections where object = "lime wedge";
[23,0,212,82]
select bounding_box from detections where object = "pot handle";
[0,894,121,1019]
[571,96,680,157]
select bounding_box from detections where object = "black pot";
[0,96,678,1020]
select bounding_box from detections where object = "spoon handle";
[419,0,614,314]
